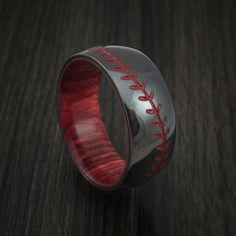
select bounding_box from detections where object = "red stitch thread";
[93,46,170,180]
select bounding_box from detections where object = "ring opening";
[58,57,129,188]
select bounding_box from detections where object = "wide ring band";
[57,45,176,190]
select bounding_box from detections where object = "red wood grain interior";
[58,59,127,188]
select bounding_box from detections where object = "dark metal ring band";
[57,45,176,190]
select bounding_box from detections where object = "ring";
[57,45,176,190]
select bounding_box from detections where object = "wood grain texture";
[0,0,235,235]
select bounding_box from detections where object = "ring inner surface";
[58,58,129,188]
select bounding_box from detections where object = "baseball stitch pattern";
[93,46,170,180]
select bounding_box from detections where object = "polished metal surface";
[59,45,176,188]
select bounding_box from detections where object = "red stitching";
[93,46,170,180]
